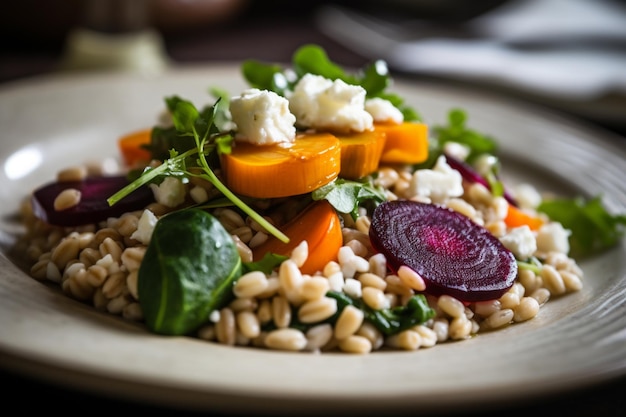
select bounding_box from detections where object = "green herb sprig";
[108,97,289,243]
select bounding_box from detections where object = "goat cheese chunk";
[150,176,186,208]
[365,97,403,124]
[289,74,373,132]
[407,155,464,203]
[130,209,158,244]
[536,222,572,254]
[500,225,537,259]
[230,88,296,145]
[512,183,543,209]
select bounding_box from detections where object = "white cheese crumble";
[130,209,158,245]
[229,88,296,145]
[407,155,464,203]
[364,97,403,124]
[289,73,373,132]
[149,176,186,208]
[512,183,543,209]
[443,141,471,161]
[499,225,537,259]
[474,154,499,177]
[536,222,572,254]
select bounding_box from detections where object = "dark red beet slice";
[31,176,154,227]
[444,153,518,206]
[369,200,517,302]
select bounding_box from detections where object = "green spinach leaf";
[326,291,435,336]
[138,209,242,335]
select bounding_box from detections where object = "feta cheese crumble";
[150,176,186,208]
[407,155,464,203]
[536,222,572,254]
[513,183,543,209]
[289,73,373,133]
[230,88,296,145]
[365,97,403,124]
[130,209,158,244]
[499,225,537,259]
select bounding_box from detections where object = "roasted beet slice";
[31,176,154,227]
[369,200,517,302]
[444,153,518,206]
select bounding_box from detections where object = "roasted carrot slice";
[504,204,545,231]
[375,122,429,164]
[252,199,343,275]
[118,128,152,167]
[336,130,386,180]
[220,132,341,198]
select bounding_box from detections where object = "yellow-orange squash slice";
[118,128,152,167]
[252,199,342,275]
[221,133,341,198]
[336,130,386,180]
[375,122,429,164]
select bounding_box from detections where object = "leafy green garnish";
[538,196,626,258]
[327,291,435,336]
[426,108,498,165]
[108,96,289,243]
[311,177,386,220]
[517,257,543,275]
[243,252,289,275]
[435,108,498,157]
[138,209,242,335]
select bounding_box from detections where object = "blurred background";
[1,0,625,136]
[1,0,625,416]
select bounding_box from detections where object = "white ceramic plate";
[1,65,625,416]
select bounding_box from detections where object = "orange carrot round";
[337,130,386,180]
[375,122,429,164]
[118,128,152,167]
[504,204,545,231]
[220,132,341,198]
[252,200,343,275]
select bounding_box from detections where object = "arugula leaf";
[431,108,498,163]
[292,43,348,81]
[147,126,197,162]
[538,196,626,258]
[243,252,289,275]
[312,177,386,220]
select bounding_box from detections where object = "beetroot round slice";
[31,176,154,227]
[369,200,517,302]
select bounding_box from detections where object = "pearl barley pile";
[16,157,583,354]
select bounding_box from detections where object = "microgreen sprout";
[108,96,289,243]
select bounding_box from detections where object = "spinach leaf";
[138,209,242,335]
[326,291,435,336]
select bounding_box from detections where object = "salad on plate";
[14,44,626,354]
